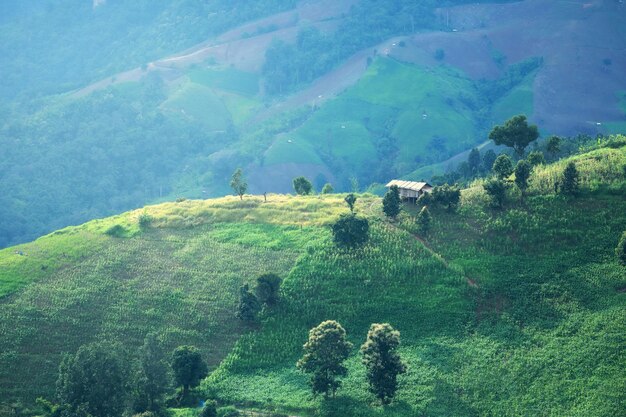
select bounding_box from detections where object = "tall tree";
[382,185,401,219]
[344,193,357,212]
[331,213,369,248]
[546,135,561,159]
[482,149,497,174]
[416,206,432,233]
[56,342,128,417]
[514,159,532,200]
[255,273,282,306]
[230,168,248,200]
[297,320,353,397]
[561,161,579,195]
[527,150,545,166]
[236,284,261,322]
[171,346,208,404]
[483,178,508,209]
[133,333,170,414]
[492,154,514,180]
[489,115,539,156]
[468,148,481,175]
[293,176,313,195]
[361,323,406,405]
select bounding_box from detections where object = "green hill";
[1,145,625,416]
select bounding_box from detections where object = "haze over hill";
[0,0,625,249]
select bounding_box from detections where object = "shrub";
[561,162,579,195]
[616,231,626,266]
[331,214,369,248]
[217,406,239,417]
[493,154,514,179]
[200,400,218,417]
[416,206,432,233]
[138,212,153,228]
[104,224,127,237]
[321,183,334,194]
[483,178,508,209]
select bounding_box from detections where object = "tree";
[321,183,334,194]
[200,400,217,417]
[56,342,128,417]
[488,115,539,155]
[483,178,508,209]
[416,206,431,233]
[344,193,357,212]
[514,159,531,199]
[171,346,208,403]
[297,320,352,397]
[133,334,170,414]
[561,162,579,195]
[616,231,626,266]
[482,149,497,173]
[360,323,406,405]
[255,273,282,306]
[546,135,561,158]
[431,185,461,211]
[492,154,514,180]
[293,176,313,195]
[527,150,545,166]
[382,185,401,219]
[236,284,261,322]
[468,148,481,175]
[230,168,247,200]
[331,213,369,248]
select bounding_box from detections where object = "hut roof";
[385,180,432,192]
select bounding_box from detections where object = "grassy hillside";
[1,145,625,415]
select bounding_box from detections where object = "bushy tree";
[133,334,170,414]
[255,273,282,306]
[468,148,481,175]
[482,149,497,173]
[492,154,514,180]
[546,135,561,158]
[200,400,217,417]
[293,176,313,195]
[616,231,626,266]
[416,206,431,233]
[230,168,247,200]
[331,214,369,248]
[431,185,460,211]
[56,342,127,417]
[527,150,545,166]
[488,114,539,155]
[297,320,352,397]
[361,323,406,405]
[514,159,532,199]
[321,183,334,194]
[236,284,261,322]
[483,178,508,209]
[344,193,357,212]
[561,161,579,195]
[171,346,208,403]
[382,185,401,219]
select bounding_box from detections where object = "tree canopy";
[383,185,401,219]
[489,115,539,155]
[293,176,313,195]
[171,346,208,402]
[493,154,514,180]
[230,168,248,200]
[331,213,370,248]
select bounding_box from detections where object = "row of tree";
[297,320,406,405]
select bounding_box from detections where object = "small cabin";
[385,180,433,203]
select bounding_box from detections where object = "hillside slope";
[1,145,625,416]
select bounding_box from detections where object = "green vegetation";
[292,176,313,196]
[172,346,208,404]
[489,114,539,155]
[331,214,370,249]
[230,169,248,200]
[382,185,401,219]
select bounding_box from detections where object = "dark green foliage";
[331,214,370,248]
[482,149,498,173]
[361,323,406,405]
[138,212,153,229]
[344,193,357,213]
[489,115,539,155]
[230,169,248,200]
[468,148,481,174]
[297,320,353,397]
[514,160,532,197]
[255,273,282,306]
[561,162,580,195]
[236,284,261,322]
[431,185,461,211]
[483,178,508,209]
[416,206,432,234]
[171,346,208,403]
[55,342,127,417]
[527,150,545,166]
[104,224,127,237]
[200,400,218,417]
[616,231,626,266]
[417,191,432,207]
[383,185,401,219]
[546,135,561,157]
[217,406,240,417]
[493,154,514,180]
[293,176,313,195]
[321,183,334,194]
[132,334,170,414]
[477,57,544,103]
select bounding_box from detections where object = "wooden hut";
[385,180,433,203]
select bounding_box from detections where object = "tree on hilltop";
[546,135,561,159]
[489,115,539,156]
[293,176,313,195]
[561,162,579,195]
[321,183,334,194]
[514,159,531,200]
[345,193,357,212]
[332,213,369,248]
[297,320,352,398]
[230,168,248,200]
